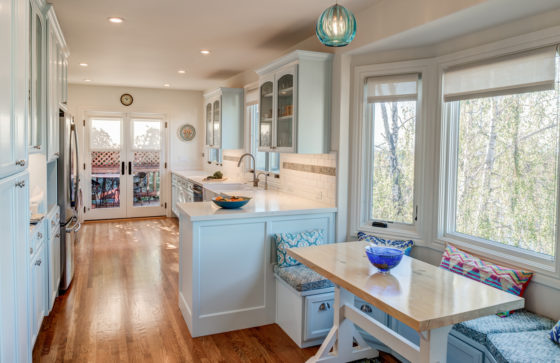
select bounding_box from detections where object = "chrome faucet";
[256,171,268,190]
[237,153,259,187]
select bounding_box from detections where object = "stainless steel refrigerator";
[57,108,80,291]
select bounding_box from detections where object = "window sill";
[357,224,425,245]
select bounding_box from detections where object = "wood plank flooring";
[33,218,398,363]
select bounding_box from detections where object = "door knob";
[15,160,26,166]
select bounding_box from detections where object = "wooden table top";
[288,241,525,332]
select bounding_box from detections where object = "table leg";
[418,326,452,363]
[306,286,378,363]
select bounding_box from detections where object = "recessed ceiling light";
[178,70,186,74]
[79,63,88,67]
[84,79,92,82]
[108,17,124,24]
[200,49,211,55]
[163,83,171,88]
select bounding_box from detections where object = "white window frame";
[350,60,436,243]
[436,30,560,286]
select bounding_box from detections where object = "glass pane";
[34,14,42,147]
[455,89,559,257]
[206,103,213,145]
[370,101,416,224]
[213,100,221,146]
[132,119,161,150]
[90,151,121,209]
[132,151,161,207]
[277,74,294,148]
[260,82,273,148]
[90,119,121,149]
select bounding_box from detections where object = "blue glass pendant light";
[316,3,357,47]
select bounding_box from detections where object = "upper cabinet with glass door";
[28,1,46,154]
[256,50,333,154]
[45,6,69,162]
[203,88,244,149]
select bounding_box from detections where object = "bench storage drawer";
[304,292,334,341]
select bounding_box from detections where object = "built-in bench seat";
[273,265,334,292]
[452,309,555,346]
[487,329,560,363]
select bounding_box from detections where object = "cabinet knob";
[318,302,331,311]
[51,220,56,226]
[37,232,42,239]
[15,160,26,167]
[55,233,60,238]
[35,259,42,266]
[360,304,373,313]
[54,152,60,156]
[15,181,25,188]
[30,247,33,255]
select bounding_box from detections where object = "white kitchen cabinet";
[0,172,31,363]
[29,227,47,347]
[29,0,46,154]
[0,0,28,179]
[45,6,68,162]
[203,88,244,149]
[46,205,60,312]
[256,50,333,154]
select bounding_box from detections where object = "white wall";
[67,84,204,217]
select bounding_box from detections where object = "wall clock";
[120,93,133,106]
[178,124,196,141]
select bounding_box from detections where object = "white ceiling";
[50,0,375,91]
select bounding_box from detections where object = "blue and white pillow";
[357,232,414,256]
[274,229,325,267]
[551,320,560,344]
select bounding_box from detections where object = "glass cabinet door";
[259,81,273,149]
[29,7,44,152]
[213,99,221,147]
[276,73,294,150]
[205,103,213,146]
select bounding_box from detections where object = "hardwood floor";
[33,218,399,363]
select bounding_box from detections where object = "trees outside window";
[454,89,559,256]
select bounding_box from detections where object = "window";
[366,74,420,225]
[207,147,222,165]
[442,46,559,258]
[248,104,279,173]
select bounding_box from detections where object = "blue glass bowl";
[212,197,251,209]
[365,246,405,274]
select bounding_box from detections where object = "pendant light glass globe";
[316,4,357,47]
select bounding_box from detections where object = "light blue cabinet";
[0,172,31,363]
[29,231,47,347]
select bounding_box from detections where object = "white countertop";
[178,189,336,221]
[171,169,245,186]
[171,169,206,179]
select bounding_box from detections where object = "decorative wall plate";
[178,124,196,141]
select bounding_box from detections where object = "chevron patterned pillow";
[551,321,560,344]
[440,244,533,317]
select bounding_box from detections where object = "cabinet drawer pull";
[55,233,60,238]
[15,181,25,188]
[37,232,43,239]
[15,160,26,166]
[33,145,41,150]
[35,259,42,266]
[318,302,331,311]
[360,304,373,313]
[30,247,33,255]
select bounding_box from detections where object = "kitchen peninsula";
[177,188,336,337]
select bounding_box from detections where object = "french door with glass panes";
[85,113,166,220]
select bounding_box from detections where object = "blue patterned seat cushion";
[357,232,413,256]
[552,320,560,344]
[452,310,555,346]
[487,330,560,363]
[274,265,334,292]
[274,229,325,267]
